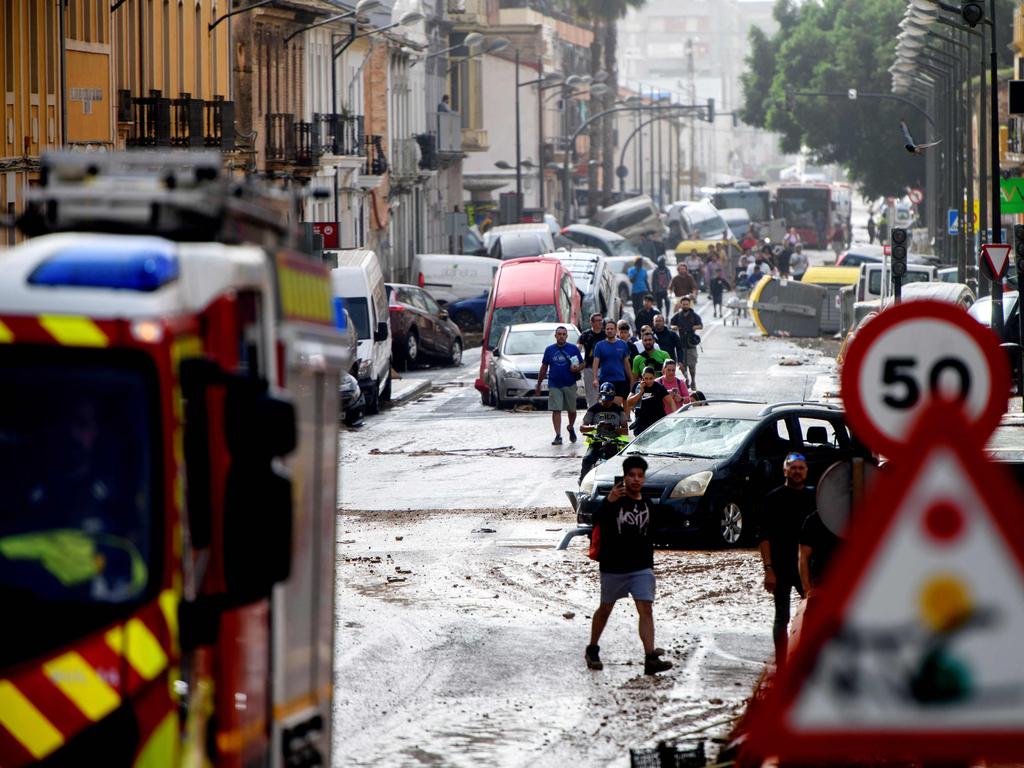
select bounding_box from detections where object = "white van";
[857,262,936,303]
[411,253,500,305]
[329,249,392,413]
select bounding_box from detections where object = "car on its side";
[484,224,556,260]
[386,283,464,369]
[575,401,871,548]
[447,291,488,330]
[484,322,584,408]
[561,223,644,260]
[719,208,752,241]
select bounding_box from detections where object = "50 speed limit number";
[840,300,1009,455]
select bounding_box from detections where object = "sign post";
[743,300,1019,765]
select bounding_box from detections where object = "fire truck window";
[0,351,156,608]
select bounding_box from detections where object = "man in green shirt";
[631,332,670,377]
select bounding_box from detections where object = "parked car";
[329,249,392,413]
[386,283,464,369]
[410,253,500,305]
[475,257,582,404]
[719,208,752,241]
[484,224,556,260]
[856,262,935,302]
[484,322,584,408]
[339,372,366,427]
[835,246,883,268]
[590,195,663,243]
[549,250,622,322]
[447,291,488,330]
[576,401,871,547]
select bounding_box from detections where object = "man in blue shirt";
[536,325,583,445]
[627,257,650,316]
[592,319,634,406]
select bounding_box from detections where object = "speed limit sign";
[840,300,1009,455]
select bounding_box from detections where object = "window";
[162,1,170,94]
[68,0,77,40]
[420,291,441,316]
[44,0,54,93]
[345,297,370,340]
[751,417,792,460]
[29,0,38,93]
[5,0,15,93]
[796,417,848,449]
[84,0,92,42]
[95,0,104,43]
[194,5,202,95]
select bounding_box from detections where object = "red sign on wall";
[312,222,339,249]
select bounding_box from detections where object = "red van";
[475,257,582,403]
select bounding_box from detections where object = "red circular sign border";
[840,299,1009,456]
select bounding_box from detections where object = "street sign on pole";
[743,407,1024,764]
[981,243,1012,281]
[947,208,959,235]
[839,301,1008,457]
[909,188,924,205]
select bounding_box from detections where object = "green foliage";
[741,0,1016,198]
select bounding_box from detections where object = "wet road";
[333,284,837,766]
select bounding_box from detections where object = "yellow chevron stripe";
[105,619,168,682]
[0,320,12,343]
[133,711,178,768]
[43,652,120,721]
[158,590,179,654]
[39,315,109,347]
[0,680,65,759]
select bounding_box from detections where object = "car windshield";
[346,296,371,340]
[489,305,558,347]
[712,191,770,222]
[504,328,580,355]
[609,239,641,258]
[624,416,756,459]
[683,205,729,239]
[500,235,548,260]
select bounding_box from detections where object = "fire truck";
[0,152,348,767]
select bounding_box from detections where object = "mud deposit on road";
[333,509,771,767]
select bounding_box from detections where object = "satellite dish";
[815,459,879,538]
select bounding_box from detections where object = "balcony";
[433,111,462,158]
[367,135,388,175]
[462,127,489,152]
[265,113,317,167]
[312,113,365,157]
[391,138,421,179]
[122,91,235,150]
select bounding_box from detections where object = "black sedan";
[386,283,464,369]
[576,401,870,548]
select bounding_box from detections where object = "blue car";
[447,291,488,330]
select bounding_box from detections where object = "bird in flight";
[901,120,941,154]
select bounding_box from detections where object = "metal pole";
[980,25,990,297]
[964,30,974,285]
[538,57,545,210]
[58,0,67,145]
[990,0,1005,340]
[515,48,522,209]
[637,101,644,195]
[648,88,655,201]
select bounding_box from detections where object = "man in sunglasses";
[757,452,817,668]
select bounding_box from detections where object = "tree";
[741,0,1015,198]
[574,0,647,212]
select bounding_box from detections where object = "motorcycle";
[579,428,631,484]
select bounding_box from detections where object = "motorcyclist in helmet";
[579,383,629,483]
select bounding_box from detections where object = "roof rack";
[678,398,765,412]
[757,401,843,416]
[18,151,298,245]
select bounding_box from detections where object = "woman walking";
[657,359,690,414]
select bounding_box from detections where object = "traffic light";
[891,228,908,278]
[961,1,984,28]
[1015,224,1024,276]
[706,98,715,123]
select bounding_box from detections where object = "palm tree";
[575,0,647,213]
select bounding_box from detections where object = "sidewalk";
[387,372,433,405]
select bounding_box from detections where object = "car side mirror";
[374,321,389,342]
[492,347,500,357]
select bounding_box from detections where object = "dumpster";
[748,275,826,337]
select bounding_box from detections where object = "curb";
[388,377,433,406]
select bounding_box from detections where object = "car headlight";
[579,468,598,495]
[357,359,372,379]
[503,365,527,381]
[669,470,713,499]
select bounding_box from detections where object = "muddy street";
[332,292,834,766]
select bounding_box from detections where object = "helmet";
[599,382,616,401]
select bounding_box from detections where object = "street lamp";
[514,48,564,214]
[281,0,381,43]
[410,32,483,66]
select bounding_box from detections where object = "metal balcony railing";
[266,113,294,162]
[124,91,235,150]
[392,138,421,177]
[433,111,462,155]
[204,97,235,150]
[312,113,365,157]
[365,135,388,175]
[171,95,205,148]
[294,120,315,166]
[126,92,172,147]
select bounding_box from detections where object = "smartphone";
[613,475,623,487]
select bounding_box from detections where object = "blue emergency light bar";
[29,242,179,292]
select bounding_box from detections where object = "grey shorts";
[600,568,656,603]
[548,385,577,411]
[681,347,698,368]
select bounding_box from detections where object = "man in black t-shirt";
[799,511,840,597]
[585,455,672,676]
[577,312,605,407]
[757,452,817,666]
[669,296,703,389]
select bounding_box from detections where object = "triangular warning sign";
[744,406,1024,763]
[981,243,1012,281]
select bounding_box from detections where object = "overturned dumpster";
[748,275,825,337]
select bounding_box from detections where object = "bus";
[709,184,772,225]
[776,183,833,248]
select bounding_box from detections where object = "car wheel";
[404,332,419,371]
[448,339,463,367]
[380,367,392,402]
[365,380,380,415]
[717,500,745,548]
[494,382,506,409]
[454,310,478,330]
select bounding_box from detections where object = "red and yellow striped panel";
[0,591,178,767]
[275,252,335,326]
[0,315,117,347]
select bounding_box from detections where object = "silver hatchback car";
[484,322,586,409]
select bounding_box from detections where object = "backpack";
[588,523,601,560]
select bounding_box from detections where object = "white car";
[484,322,585,408]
